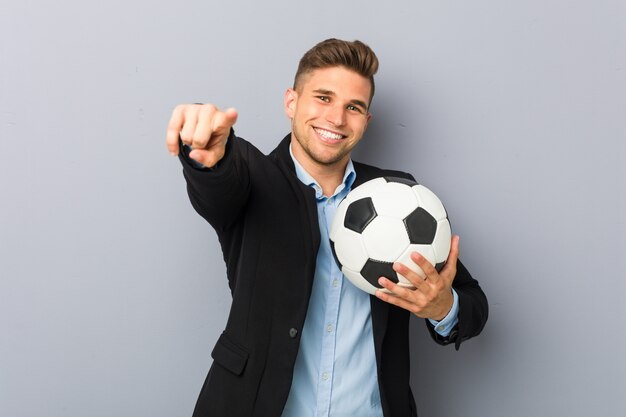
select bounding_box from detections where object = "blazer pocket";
[211,332,249,376]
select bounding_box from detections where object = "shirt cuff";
[428,288,459,337]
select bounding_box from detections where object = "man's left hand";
[375,235,460,321]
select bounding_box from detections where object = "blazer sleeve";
[178,131,252,234]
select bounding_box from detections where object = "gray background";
[1,0,624,416]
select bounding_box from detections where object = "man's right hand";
[166,104,238,168]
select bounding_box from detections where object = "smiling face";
[285,66,372,176]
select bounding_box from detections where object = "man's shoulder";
[221,132,288,168]
[352,160,415,186]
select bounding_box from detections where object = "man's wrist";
[428,289,459,337]
[433,294,454,321]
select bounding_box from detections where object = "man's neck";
[310,169,345,197]
[289,143,349,197]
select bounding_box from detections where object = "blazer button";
[289,328,298,338]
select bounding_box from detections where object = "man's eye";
[318,96,330,102]
[347,105,362,113]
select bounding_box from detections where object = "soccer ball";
[329,177,452,295]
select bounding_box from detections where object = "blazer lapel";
[370,295,389,364]
[272,134,321,291]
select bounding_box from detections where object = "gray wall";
[1,1,624,416]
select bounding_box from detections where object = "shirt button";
[289,328,298,338]
[332,279,339,288]
[321,372,329,381]
[436,325,445,332]
[326,324,334,333]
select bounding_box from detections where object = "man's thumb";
[189,148,223,169]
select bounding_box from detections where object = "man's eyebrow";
[349,99,369,111]
[312,89,368,111]
[313,88,335,96]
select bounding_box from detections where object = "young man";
[166,39,488,417]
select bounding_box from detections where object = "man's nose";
[325,104,346,126]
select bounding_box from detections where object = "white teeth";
[315,128,344,140]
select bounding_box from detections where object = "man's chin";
[309,151,350,168]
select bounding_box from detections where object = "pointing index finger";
[212,107,238,133]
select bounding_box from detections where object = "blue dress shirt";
[280,146,459,417]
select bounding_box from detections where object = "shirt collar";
[289,143,356,200]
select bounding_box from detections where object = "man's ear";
[284,88,298,119]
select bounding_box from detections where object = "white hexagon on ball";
[369,182,419,219]
[396,244,437,282]
[361,216,410,262]
[331,228,369,272]
[412,184,447,221]
[431,219,452,263]
[344,177,386,204]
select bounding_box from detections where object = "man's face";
[285,66,372,172]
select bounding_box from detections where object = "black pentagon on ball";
[403,207,437,244]
[383,176,418,187]
[344,197,377,233]
[361,259,398,288]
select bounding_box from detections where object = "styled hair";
[293,38,379,105]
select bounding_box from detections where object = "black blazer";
[179,132,488,417]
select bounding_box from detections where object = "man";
[166,39,488,417]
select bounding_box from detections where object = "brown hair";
[293,38,379,105]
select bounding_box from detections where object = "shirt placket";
[315,197,343,417]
